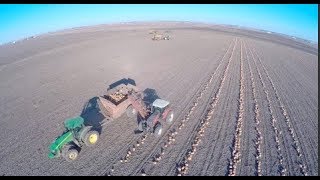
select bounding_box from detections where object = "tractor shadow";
[80,97,105,135]
[142,88,160,107]
[107,78,136,90]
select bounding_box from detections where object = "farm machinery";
[136,98,174,136]
[48,116,99,162]
[48,83,174,162]
[149,30,170,41]
[97,83,174,137]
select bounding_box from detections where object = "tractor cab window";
[152,105,165,114]
[152,99,170,114]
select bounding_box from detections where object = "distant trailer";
[152,34,170,41]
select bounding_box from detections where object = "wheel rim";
[168,113,173,122]
[69,152,77,160]
[89,134,98,144]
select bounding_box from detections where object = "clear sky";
[0,4,318,44]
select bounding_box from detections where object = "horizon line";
[1,20,318,46]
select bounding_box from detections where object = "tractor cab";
[151,99,170,114]
[64,117,84,131]
[137,98,174,136]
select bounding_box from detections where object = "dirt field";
[0,22,317,176]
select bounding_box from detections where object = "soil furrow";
[168,37,238,176]
[246,41,289,175]
[127,38,237,176]
[241,41,263,176]
[227,39,245,176]
[248,43,310,175]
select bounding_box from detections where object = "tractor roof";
[64,116,84,129]
[152,99,170,108]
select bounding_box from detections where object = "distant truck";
[152,33,170,41]
[149,30,170,41]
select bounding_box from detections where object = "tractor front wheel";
[154,123,163,137]
[84,130,99,147]
[62,145,79,162]
[166,111,174,124]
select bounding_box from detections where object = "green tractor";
[48,116,99,162]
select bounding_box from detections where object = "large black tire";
[138,121,146,131]
[154,123,163,137]
[83,130,99,147]
[138,121,143,131]
[166,111,174,124]
[62,145,79,162]
[126,105,137,118]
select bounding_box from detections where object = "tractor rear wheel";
[126,105,137,118]
[138,121,146,131]
[154,123,163,137]
[166,111,174,124]
[62,145,79,162]
[83,130,99,147]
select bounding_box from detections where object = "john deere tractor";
[48,116,99,162]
